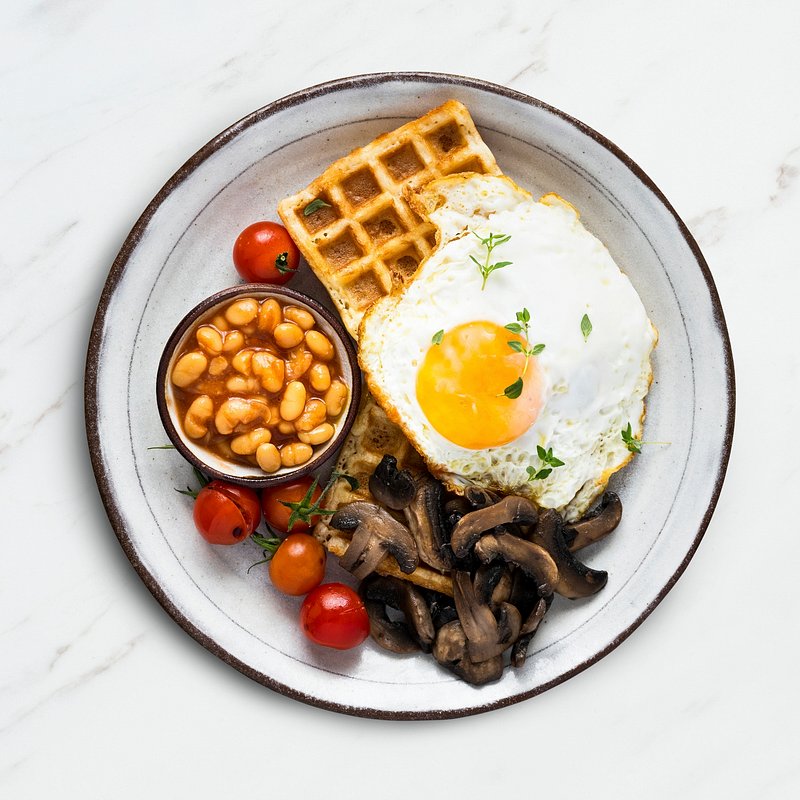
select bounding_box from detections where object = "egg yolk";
[416,321,543,449]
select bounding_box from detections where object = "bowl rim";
[85,71,735,721]
[155,282,362,488]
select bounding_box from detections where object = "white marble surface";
[1,0,797,797]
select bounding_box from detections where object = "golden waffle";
[314,393,454,596]
[278,100,502,337]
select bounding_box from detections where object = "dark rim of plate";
[84,71,736,721]
[155,282,361,488]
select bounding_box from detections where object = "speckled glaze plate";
[85,73,734,719]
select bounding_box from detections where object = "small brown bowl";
[156,284,361,488]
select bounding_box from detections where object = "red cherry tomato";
[268,533,326,596]
[232,221,300,284]
[193,481,261,545]
[261,477,322,534]
[300,583,370,650]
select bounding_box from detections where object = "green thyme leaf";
[507,340,524,353]
[505,322,524,334]
[581,313,592,341]
[304,198,331,216]
[432,329,444,345]
[531,343,545,356]
[503,378,524,399]
[621,422,642,453]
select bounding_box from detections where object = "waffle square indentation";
[381,143,425,181]
[425,122,466,155]
[319,228,363,269]
[362,206,407,244]
[341,168,381,208]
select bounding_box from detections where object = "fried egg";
[358,174,657,520]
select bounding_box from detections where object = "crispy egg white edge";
[359,173,658,519]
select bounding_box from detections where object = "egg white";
[359,174,657,520]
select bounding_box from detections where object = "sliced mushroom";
[368,455,416,510]
[532,509,608,599]
[474,562,513,607]
[427,591,459,630]
[474,532,558,596]
[403,475,452,571]
[453,571,522,663]
[360,575,435,652]
[433,620,504,685]
[465,486,500,509]
[511,598,548,668]
[451,496,539,558]
[330,502,419,580]
[563,492,623,551]
[362,599,420,654]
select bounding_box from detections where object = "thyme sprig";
[526,446,565,481]
[502,308,545,399]
[621,422,670,453]
[469,230,512,290]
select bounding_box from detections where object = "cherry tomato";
[193,481,261,545]
[268,533,326,596]
[232,221,300,284]
[300,583,370,650]
[261,477,322,534]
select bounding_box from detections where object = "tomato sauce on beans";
[170,296,349,473]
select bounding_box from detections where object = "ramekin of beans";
[157,284,361,488]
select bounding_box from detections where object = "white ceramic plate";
[85,73,734,719]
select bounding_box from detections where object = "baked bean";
[295,399,327,432]
[232,349,254,375]
[196,325,223,355]
[184,395,213,439]
[266,403,281,428]
[208,356,228,376]
[222,329,245,353]
[256,442,281,473]
[251,351,285,393]
[274,322,304,349]
[285,346,313,381]
[226,375,260,394]
[211,314,230,331]
[297,423,335,446]
[280,442,313,467]
[225,298,259,326]
[172,351,208,387]
[309,362,331,392]
[324,380,348,417]
[280,381,306,421]
[277,420,295,435]
[231,427,272,455]
[258,299,282,333]
[283,306,315,331]
[305,330,334,361]
[215,397,270,435]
